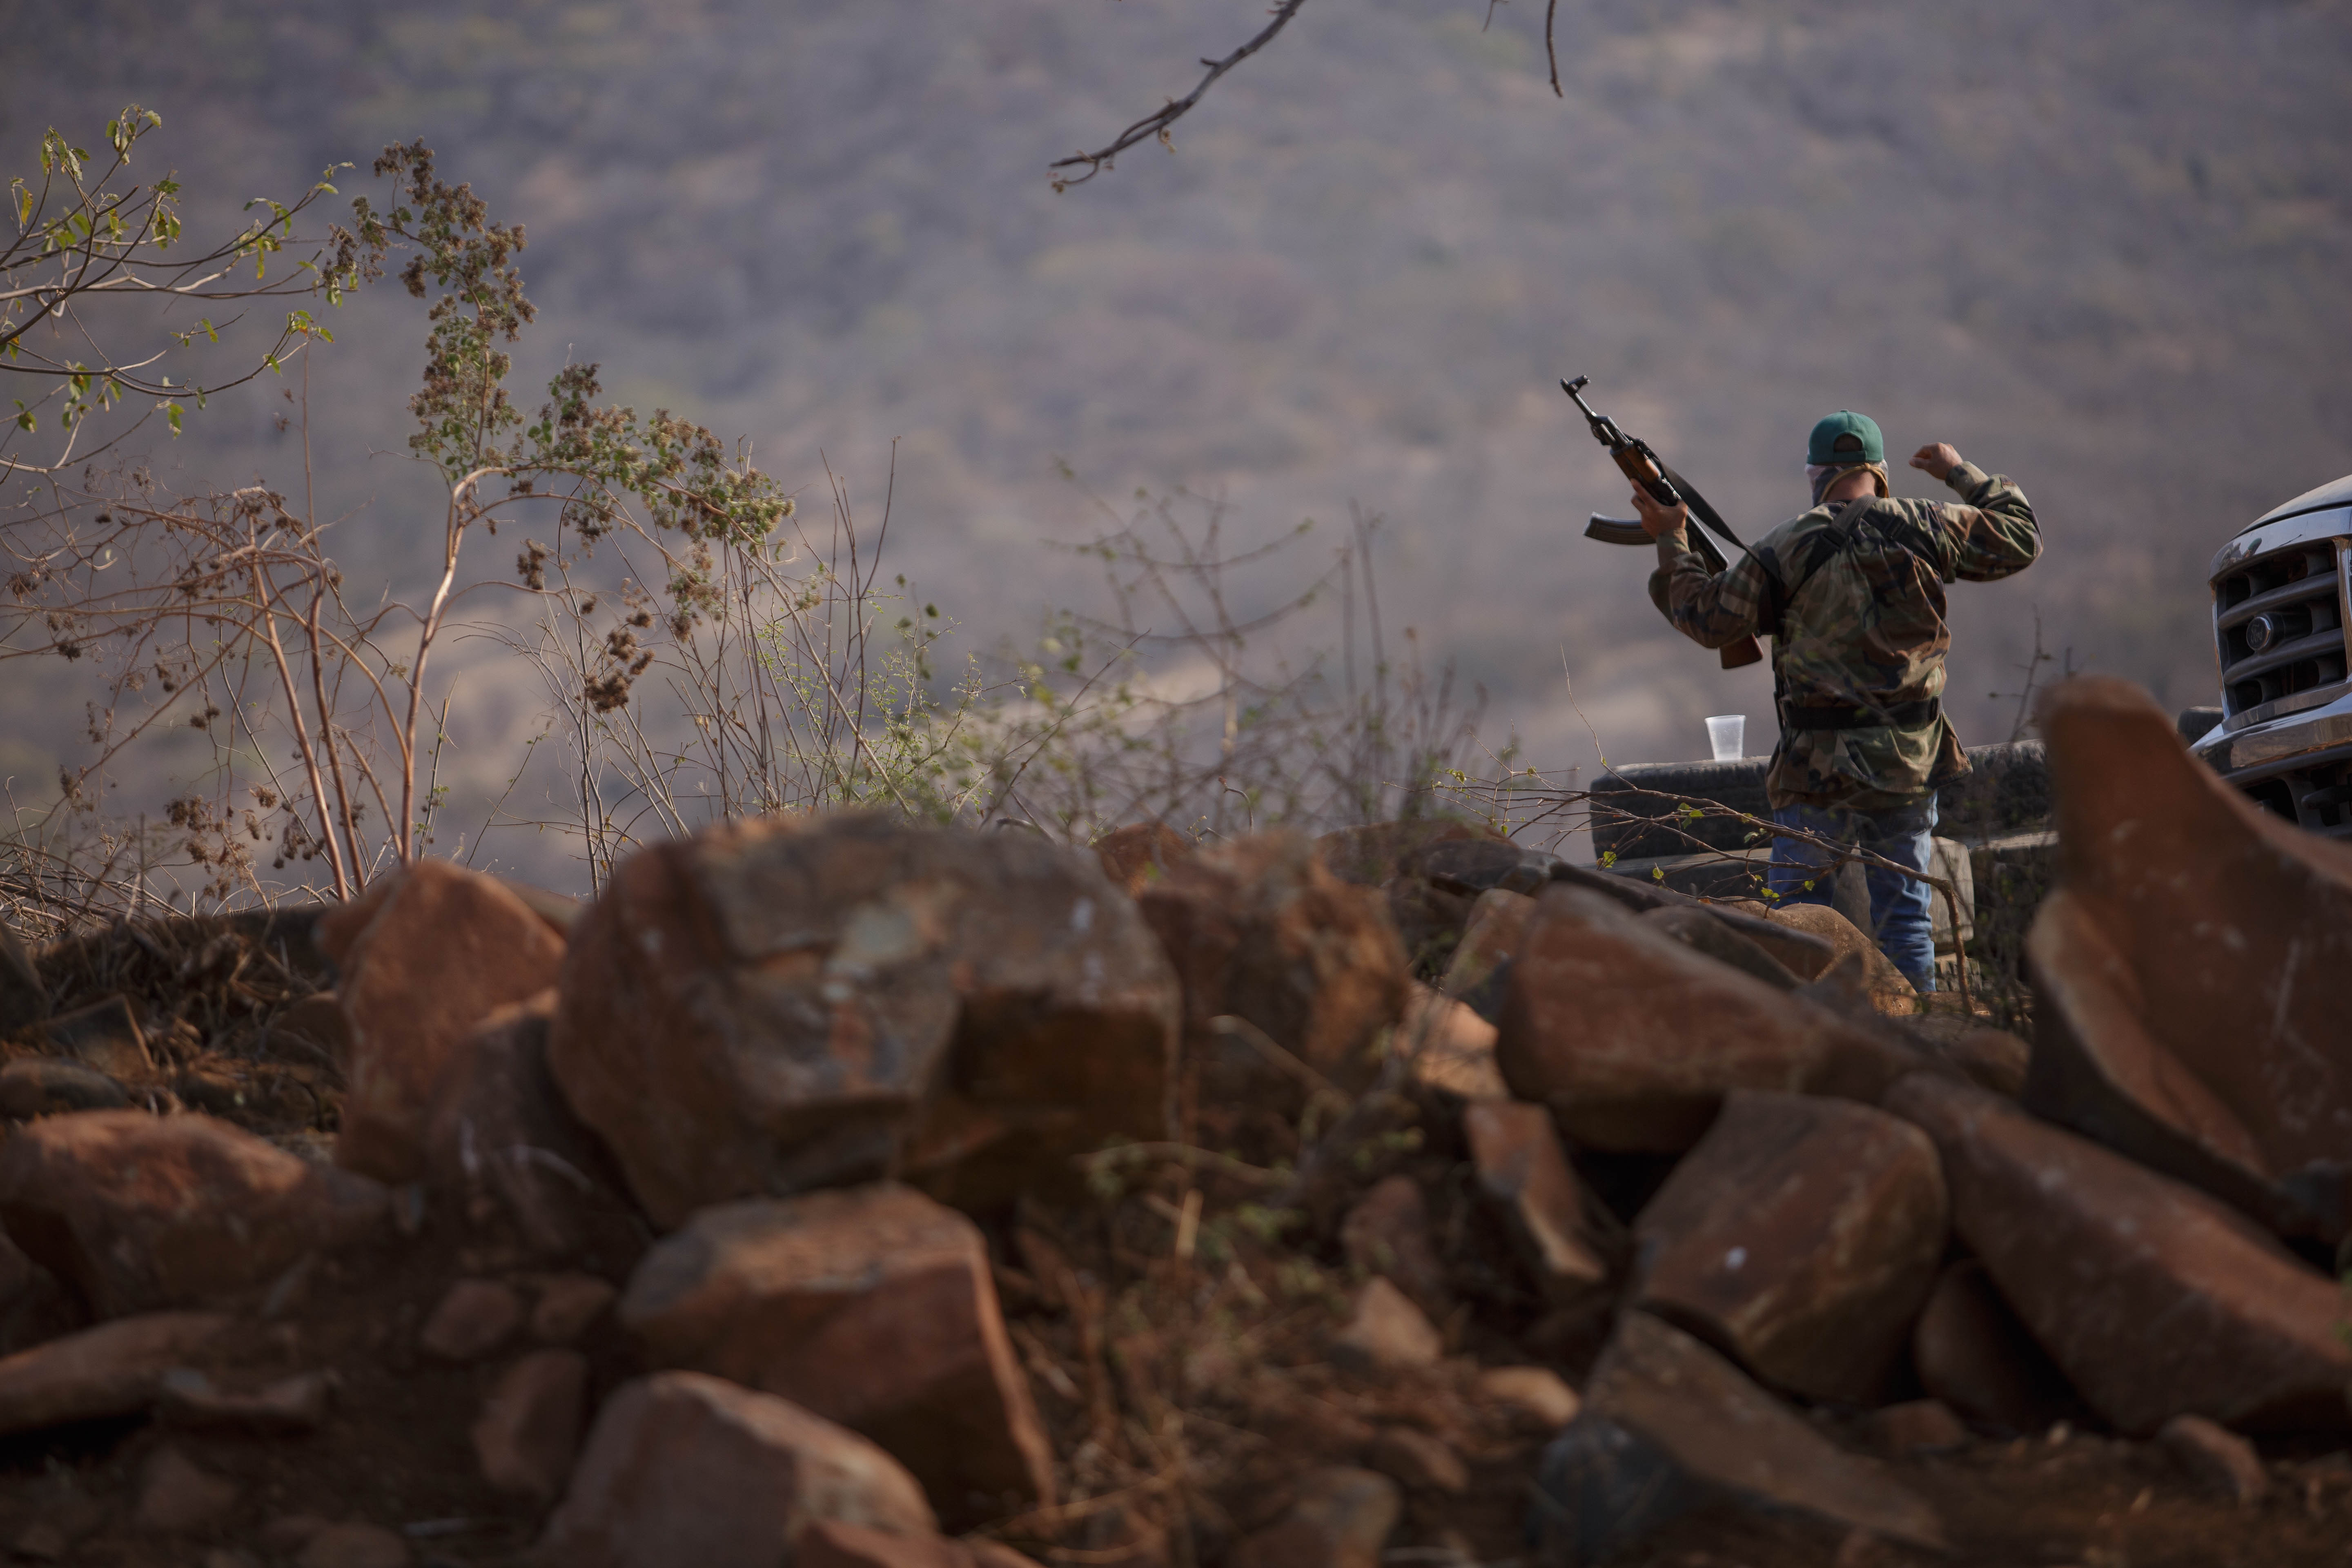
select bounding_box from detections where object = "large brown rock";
[0,1311,230,1437]
[1750,902,1915,1009]
[1437,888,1534,1023]
[0,1110,386,1316]
[1911,1261,2076,1434]
[1339,1176,1452,1323]
[2021,680,2352,1244]
[619,1185,1052,1526]
[536,1371,938,1567]
[419,991,624,1257]
[1885,1072,2352,1433]
[1532,1311,1944,1563]
[1138,831,1408,1083]
[1317,820,1497,975]
[1496,887,1929,1152]
[1461,1100,1611,1308]
[551,813,1180,1225]
[473,1349,589,1502]
[1630,1091,1947,1405]
[1396,983,1504,1100]
[324,859,569,1183]
[1639,906,1802,991]
[1314,820,1493,889]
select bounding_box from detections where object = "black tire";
[1589,758,1773,861]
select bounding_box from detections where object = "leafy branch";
[2,106,365,474]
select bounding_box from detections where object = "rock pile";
[0,678,2342,1566]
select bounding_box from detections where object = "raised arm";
[1908,442,2041,583]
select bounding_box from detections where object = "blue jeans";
[1766,797,1940,991]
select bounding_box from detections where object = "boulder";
[1910,1261,2076,1434]
[1437,888,1535,1023]
[325,859,569,1183]
[1315,820,1494,889]
[1496,887,1927,1152]
[1885,1073,2352,1433]
[1639,906,1802,990]
[537,1371,937,1568]
[1138,831,1407,1084]
[473,1349,589,1501]
[0,1057,128,1117]
[1460,1100,1612,1309]
[1478,1365,1581,1431]
[1229,1467,1401,1568]
[2023,677,2352,1245]
[494,876,588,938]
[1630,1091,1947,1405]
[419,1278,525,1363]
[1329,1277,1441,1372]
[1752,902,1914,1010]
[1708,902,1843,982]
[0,1311,230,1437]
[1366,1427,1468,1494]
[1396,983,1505,1100]
[1950,1028,2031,1099]
[1092,822,1192,897]
[0,1110,386,1316]
[2159,1414,2269,1504]
[620,1185,1053,1526]
[419,990,623,1257]
[531,1274,618,1344]
[1316,820,1497,975]
[1530,1312,1944,1564]
[1339,1176,1452,1323]
[550,813,1180,1225]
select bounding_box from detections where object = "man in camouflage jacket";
[1627,410,2041,990]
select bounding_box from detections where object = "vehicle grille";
[2212,538,2350,720]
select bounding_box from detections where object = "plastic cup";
[1706,714,1746,762]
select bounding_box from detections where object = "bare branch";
[1050,0,1310,189]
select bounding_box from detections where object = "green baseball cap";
[1806,410,1884,466]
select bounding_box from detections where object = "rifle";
[1562,375,1764,671]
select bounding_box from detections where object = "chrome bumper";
[2189,689,2352,838]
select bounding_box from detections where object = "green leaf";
[164,401,182,434]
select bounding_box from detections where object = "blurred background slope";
[2,0,2347,863]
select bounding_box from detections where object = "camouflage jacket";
[1646,459,2040,810]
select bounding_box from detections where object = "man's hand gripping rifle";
[1562,374,1764,670]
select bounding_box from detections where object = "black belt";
[1782,698,1941,731]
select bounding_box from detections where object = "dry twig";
[1050,0,1311,189]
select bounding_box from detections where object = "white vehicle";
[2186,472,2352,837]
